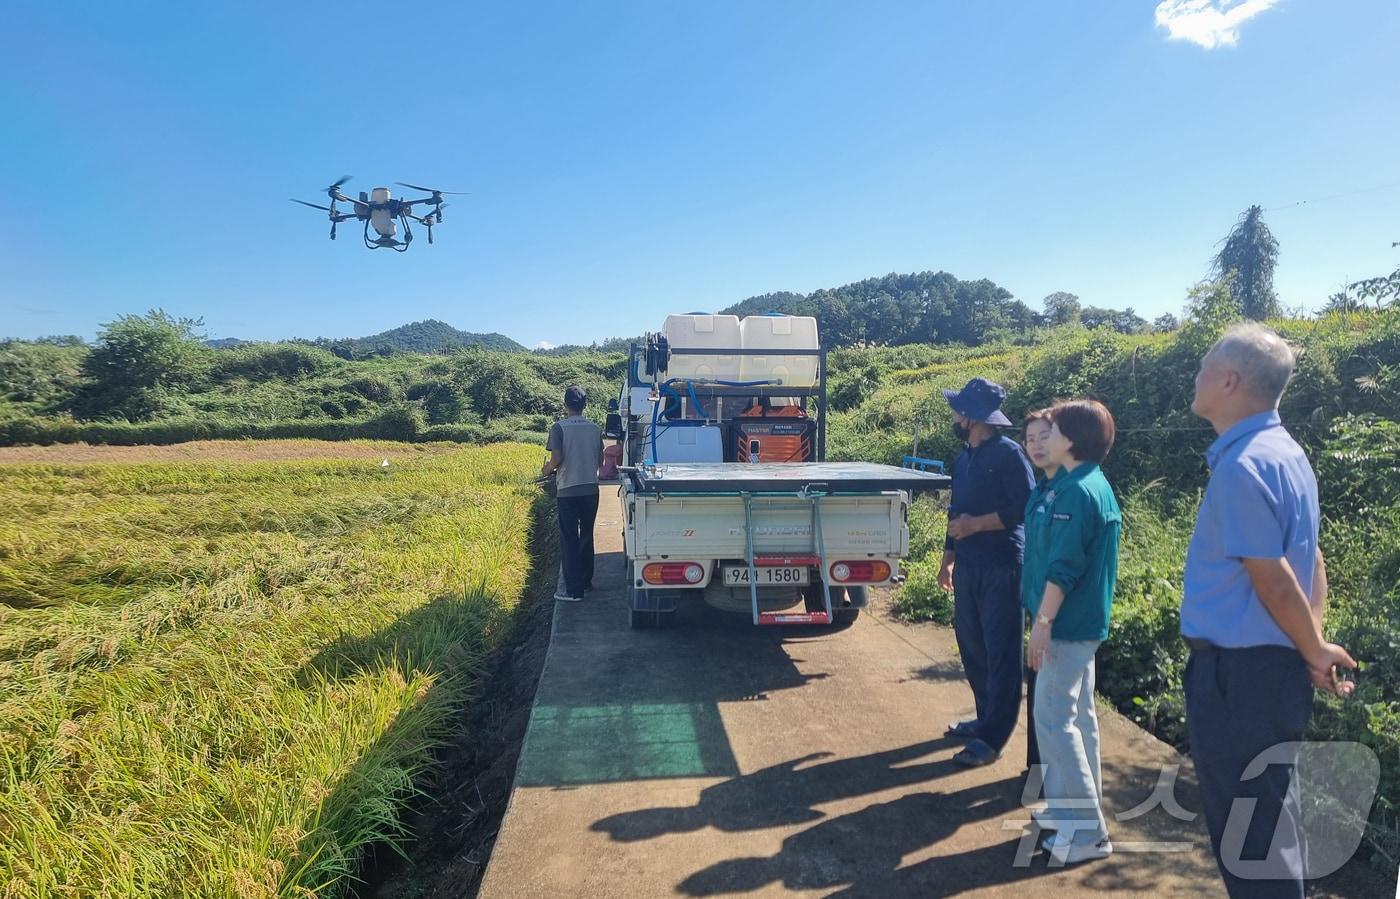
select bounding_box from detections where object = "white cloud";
[534,340,555,350]
[1154,0,1282,49]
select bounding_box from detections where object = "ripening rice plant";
[0,440,545,898]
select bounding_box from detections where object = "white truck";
[610,314,949,629]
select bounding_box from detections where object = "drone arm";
[398,196,449,211]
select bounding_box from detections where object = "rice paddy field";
[0,440,545,898]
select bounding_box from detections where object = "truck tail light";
[642,562,706,585]
[829,560,892,583]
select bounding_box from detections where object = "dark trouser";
[1024,636,1040,769]
[557,492,599,597]
[952,562,1023,752]
[1185,645,1313,898]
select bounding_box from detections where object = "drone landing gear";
[363,218,413,252]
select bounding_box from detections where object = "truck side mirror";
[604,412,625,440]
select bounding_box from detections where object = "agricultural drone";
[290,176,465,251]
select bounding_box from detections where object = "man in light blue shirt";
[1182,407,1320,649]
[1182,323,1356,898]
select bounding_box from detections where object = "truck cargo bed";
[627,461,950,495]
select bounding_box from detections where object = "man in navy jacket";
[938,377,1036,768]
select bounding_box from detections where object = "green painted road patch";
[516,702,739,786]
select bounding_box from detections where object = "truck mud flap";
[627,562,676,629]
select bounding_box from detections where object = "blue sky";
[3,1,1397,347]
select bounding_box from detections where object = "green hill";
[316,319,524,357]
[719,271,1044,346]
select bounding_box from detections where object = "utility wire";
[1264,179,1400,212]
[1112,422,1325,433]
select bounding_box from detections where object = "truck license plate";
[723,566,809,586]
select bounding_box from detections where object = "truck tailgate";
[627,493,906,559]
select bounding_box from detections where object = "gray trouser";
[1033,638,1107,848]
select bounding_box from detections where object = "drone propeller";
[290,198,333,212]
[395,182,468,195]
[326,175,352,193]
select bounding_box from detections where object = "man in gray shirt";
[542,385,603,602]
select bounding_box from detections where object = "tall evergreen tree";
[1212,205,1280,320]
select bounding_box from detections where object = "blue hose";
[650,389,662,461]
[648,377,779,463]
[687,381,707,419]
[650,384,683,462]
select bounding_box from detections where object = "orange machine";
[733,403,815,463]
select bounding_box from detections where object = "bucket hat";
[941,377,1012,426]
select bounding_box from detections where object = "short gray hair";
[1208,323,1298,406]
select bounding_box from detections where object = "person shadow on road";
[592,738,968,841]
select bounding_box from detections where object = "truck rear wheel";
[804,584,840,613]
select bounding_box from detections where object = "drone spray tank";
[369,187,397,239]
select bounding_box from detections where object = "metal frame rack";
[625,343,830,462]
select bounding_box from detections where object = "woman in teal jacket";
[1022,399,1121,866]
[1020,408,1057,774]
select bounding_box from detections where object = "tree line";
[4,204,1395,426]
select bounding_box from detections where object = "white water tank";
[740,314,819,387]
[647,422,725,463]
[662,314,742,383]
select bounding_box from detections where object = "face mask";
[953,421,970,442]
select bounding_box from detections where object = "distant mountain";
[314,319,525,358]
[204,337,250,349]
